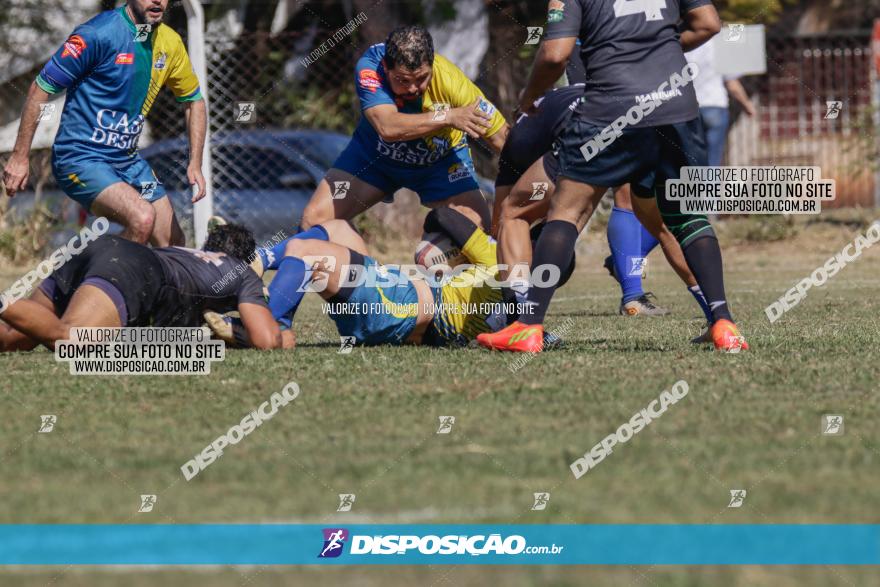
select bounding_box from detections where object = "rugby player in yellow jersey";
[206,209,574,349]
[299,25,509,232]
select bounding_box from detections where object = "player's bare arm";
[364,100,491,142]
[483,123,510,154]
[238,303,282,350]
[184,99,207,202]
[725,79,757,115]
[518,37,577,115]
[680,4,722,52]
[2,82,51,198]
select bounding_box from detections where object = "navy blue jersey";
[544,0,711,126]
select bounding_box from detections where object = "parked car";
[142,129,350,243]
[4,128,497,250]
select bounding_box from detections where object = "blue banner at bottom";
[1,525,878,565]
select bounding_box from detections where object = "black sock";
[681,235,733,322]
[501,286,519,325]
[520,220,579,326]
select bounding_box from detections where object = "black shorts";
[496,114,561,188]
[553,116,707,197]
[46,235,165,326]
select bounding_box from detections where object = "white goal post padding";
[182,0,213,247]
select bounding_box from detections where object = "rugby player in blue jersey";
[300,25,509,232]
[3,0,206,247]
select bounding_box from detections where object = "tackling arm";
[238,303,282,350]
[365,100,492,143]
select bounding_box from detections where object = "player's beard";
[131,3,165,25]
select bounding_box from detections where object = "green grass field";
[1,214,879,586]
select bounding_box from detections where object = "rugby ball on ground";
[414,232,467,272]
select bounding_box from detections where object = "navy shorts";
[333,138,480,204]
[553,116,707,198]
[496,111,561,188]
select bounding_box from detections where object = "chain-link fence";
[1,9,878,253]
[729,30,879,207]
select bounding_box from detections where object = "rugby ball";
[414,232,466,271]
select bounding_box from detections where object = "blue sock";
[257,225,328,272]
[268,257,312,329]
[639,224,660,257]
[688,285,713,323]
[607,207,644,303]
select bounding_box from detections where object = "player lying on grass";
[3,0,206,246]
[0,225,280,352]
[493,83,715,337]
[299,25,508,233]
[479,0,748,353]
[206,211,573,349]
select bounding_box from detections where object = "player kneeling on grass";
[206,211,573,349]
[0,225,281,352]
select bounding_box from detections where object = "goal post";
[182,0,213,247]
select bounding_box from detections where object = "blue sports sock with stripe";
[257,225,328,272]
[268,257,312,329]
[607,207,644,303]
[639,224,660,257]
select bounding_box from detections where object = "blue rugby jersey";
[37,7,202,164]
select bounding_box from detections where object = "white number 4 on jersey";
[613,0,666,21]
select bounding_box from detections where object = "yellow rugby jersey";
[419,55,508,154]
[431,228,504,345]
[355,44,507,165]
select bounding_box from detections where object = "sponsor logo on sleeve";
[359,69,382,92]
[154,52,167,70]
[116,53,134,65]
[477,98,496,118]
[547,0,565,23]
[61,35,87,59]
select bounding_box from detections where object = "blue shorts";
[52,155,167,211]
[332,138,480,204]
[327,255,421,346]
[553,117,707,197]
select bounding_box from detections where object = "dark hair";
[384,25,434,70]
[203,223,256,263]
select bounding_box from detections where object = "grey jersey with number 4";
[152,247,267,327]
[544,0,711,127]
